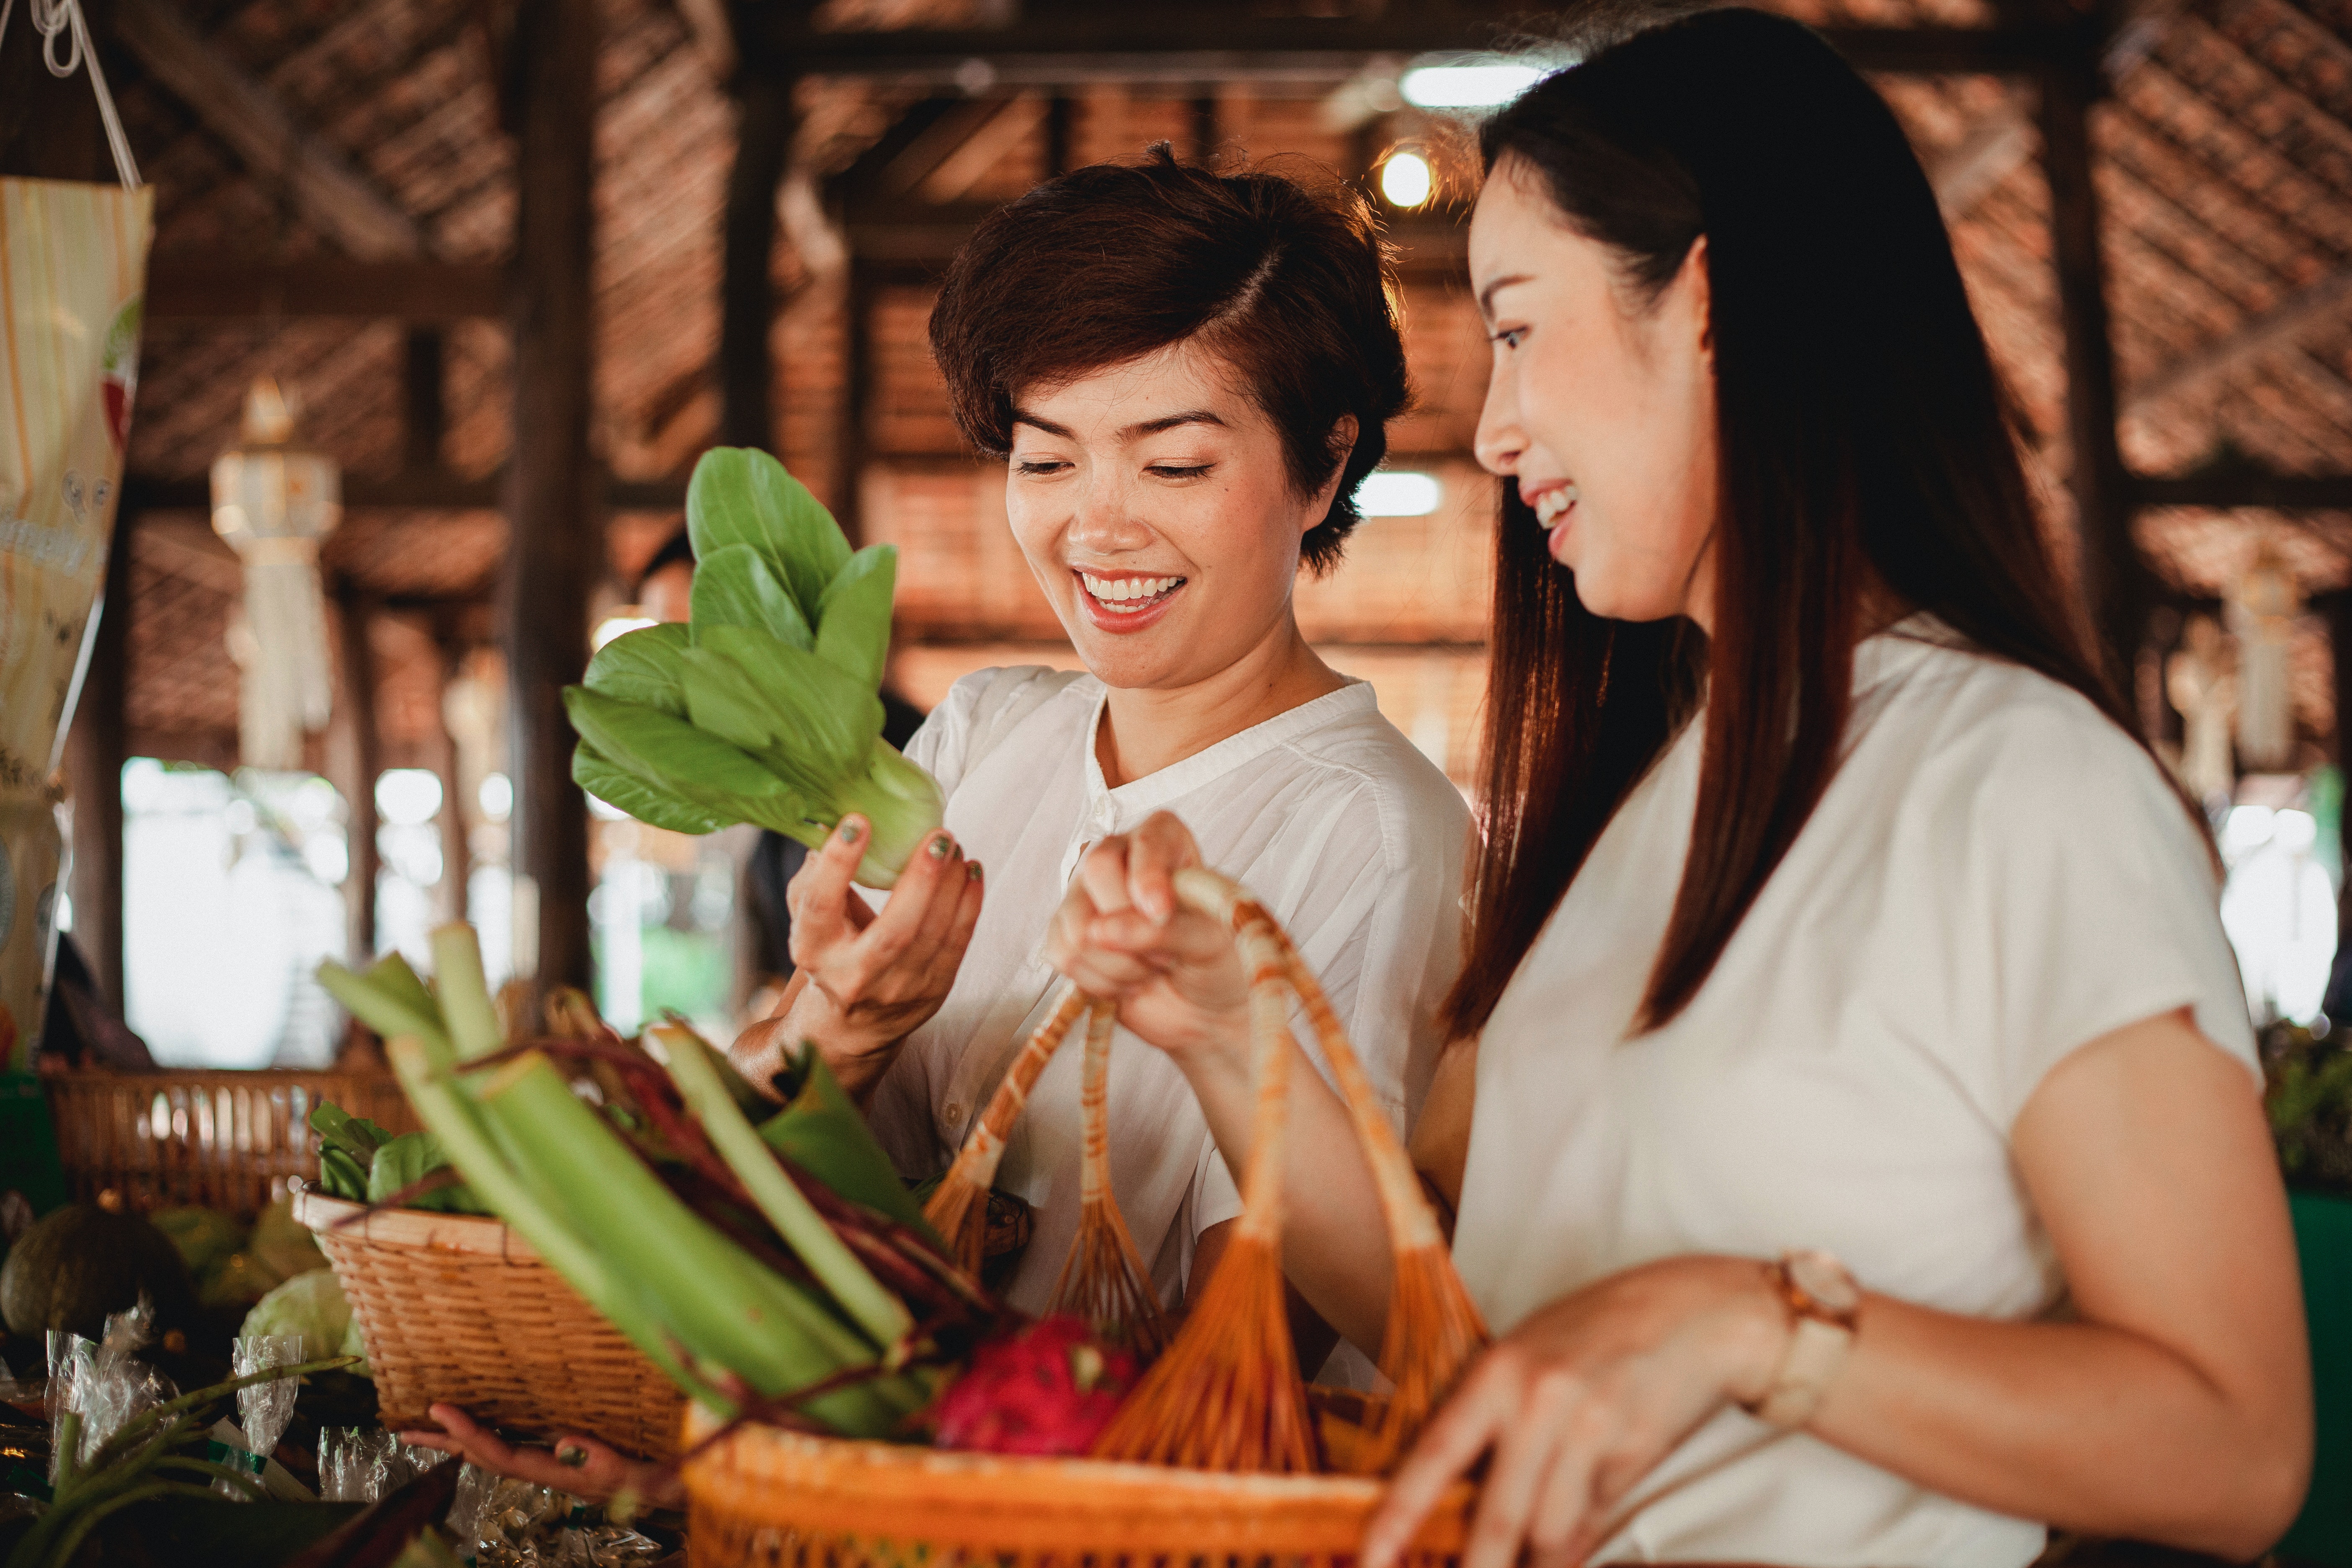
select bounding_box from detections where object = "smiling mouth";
[1532,485,1581,529]
[1077,570,1187,615]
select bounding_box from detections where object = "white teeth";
[1079,572,1184,608]
[1532,485,1580,528]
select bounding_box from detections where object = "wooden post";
[402,328,446,472]
[722,73,793,450]
[499,0,598,1000]
[1045,95,1073,177]
[1189,91,1218,164]
[433,629,470,926]
[330,590,381,963]
[63,511,133,1012]
[2036,58,2147,710]
[835,258,871,545]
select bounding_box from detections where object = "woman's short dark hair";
[928,144,1411,574]
[1442,8,2182,1040]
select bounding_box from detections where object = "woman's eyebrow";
[1477,274,1534,322]
[1125,410,1225,438]
[1010,407,1075,438]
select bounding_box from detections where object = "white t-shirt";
[868,666,1469,1327]
[1450,619,2257,1568]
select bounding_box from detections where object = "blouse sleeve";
[1921,695,2257,1129]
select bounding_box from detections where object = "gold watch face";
[1786,1249,1862,1318]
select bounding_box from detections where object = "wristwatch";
[1743,1248,1862,1430]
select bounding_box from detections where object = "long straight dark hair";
[1441,7,2164,1041]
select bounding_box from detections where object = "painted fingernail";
[967,860,983,881]
[557,1443,588,1467]
[838,819,863,844]
[928,833,954,860]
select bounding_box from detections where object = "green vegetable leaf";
[702,623,883,786]
[573,742,730,834]
[678,647,789,774]
[686,448,851,620]
[759,1047,940,1244]
[563,686,820,840]
[584,622,692,717]
[692,544,815,651]
[367,1132,487,1215]
[311,1101,394,1166]
[814,545,897,691]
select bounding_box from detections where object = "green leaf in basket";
[759,1047,941,1246]
[366,1131,489,1215]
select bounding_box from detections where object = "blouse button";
[942,1100,964,1127]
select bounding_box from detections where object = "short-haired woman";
[1045,13,2310,1566]
[731,148,1466,1359]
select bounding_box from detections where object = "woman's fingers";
[1364,1364,1512,1568]
[1077,837,1137,919]
[787,817,869,963]
[1125,812,1204,925]
[919,863,986,997]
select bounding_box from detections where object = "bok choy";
[565,447,942,887]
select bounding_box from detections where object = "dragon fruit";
[926,1315,1141,1456]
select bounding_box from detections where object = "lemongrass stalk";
[645,1024,913,1352]
[316,958,452,1069]
[429,923,503,1061]
[385,1038,735,1415]
[478,1052,916,1429]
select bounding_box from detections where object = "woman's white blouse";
[867,665,1468,1324]
[1452,621,2257,1568]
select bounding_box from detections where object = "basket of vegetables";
[292,952,693,1460]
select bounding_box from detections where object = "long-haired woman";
[1044,11,2310,1565]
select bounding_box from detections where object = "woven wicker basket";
[682,867,1486,1568]
[678,1402,1472,1568]
[293,1188,685,1459]
[46,1067,417,1216]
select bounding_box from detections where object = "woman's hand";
[400,1402,684,1510]
[731,815,983,1099]
[1364,1256,1787,1568]
[1042,811,1252,1065]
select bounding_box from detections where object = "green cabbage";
[563,448,943,888]
[240,1269,359,1373]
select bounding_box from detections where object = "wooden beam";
[722,74,794,449]
[843,204,1470,265]
[2130,470,2352,509]
[146,260,505,320]
[500,0,599,1000]
[110,0,421,260]
[2038,57,2148,701]
[2122,265,2352,418]
[121,469,685,512]
[746,15,2082,81]
[64,511,134,1012]
[328,591,381,963]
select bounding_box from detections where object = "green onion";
[562,447,944,888]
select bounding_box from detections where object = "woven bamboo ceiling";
[68,0,2352,764]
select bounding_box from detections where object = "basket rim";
[292,1186,542,1261]
[682,1403,1401,1501]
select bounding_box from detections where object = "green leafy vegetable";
[565,447,941,888]
[760,1046,939,1243]
[366,1132,486,1215]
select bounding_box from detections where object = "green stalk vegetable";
[645,1024,912,1355]
[315,953,453,1068]
[563,447,944,888]
[428,925,503,1062]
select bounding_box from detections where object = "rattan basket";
[681,867,1487,1568]
[293,1188,685,1459]
[46,1066,417,1216]
[678,1403,1472,1568]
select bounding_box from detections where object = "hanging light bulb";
[2228,541,2300,774]
[211,378,340,770]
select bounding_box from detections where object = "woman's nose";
[1473,366,1524,477]
[1068,475,1152,551]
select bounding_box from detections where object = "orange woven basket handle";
[922,980,1091,1271]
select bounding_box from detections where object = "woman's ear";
[1684,235,1714,361]
[1305,414,1362,534]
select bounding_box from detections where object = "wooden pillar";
[63,511,133,1011]
[499,0,598,1000]
[2037,59,2146,711]
[433,630,470,927]
[1045,95,1073,178]
[721,73,793,451]
[1189,92,1218,165]
[402,328,446,472]
[330,591,381,962]
[835,258,870,545]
